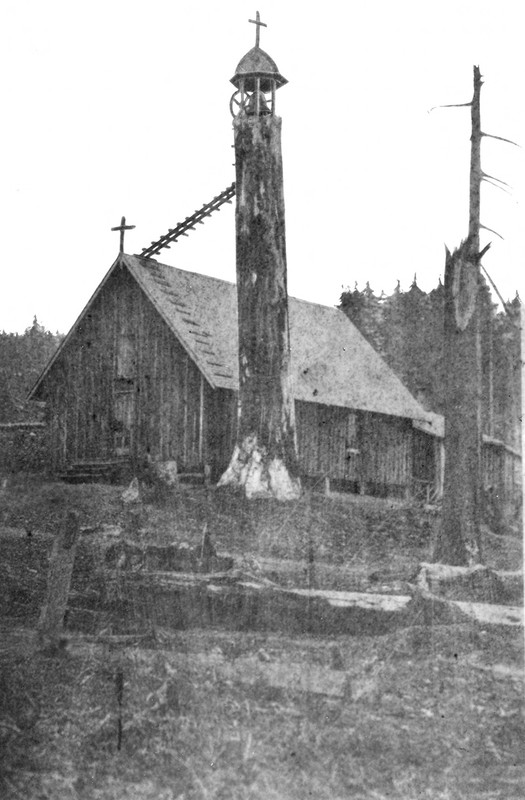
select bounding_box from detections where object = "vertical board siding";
[208,389,237,480]
[41,265,210,473]
[359,413,412,496]
[38,264,446,500]
[295,401,318,476]
[295,402,413,495]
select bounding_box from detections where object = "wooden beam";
[198,373,205,464]
[38,511,80,648]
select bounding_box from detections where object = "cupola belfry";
[219,13,300,501]
[229,11,287,118]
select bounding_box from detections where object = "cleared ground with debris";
[0,477,523,799]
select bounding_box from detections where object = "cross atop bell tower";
[248,11,267,47]
[230,12,287,118]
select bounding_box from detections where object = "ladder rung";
[140,182,236,256]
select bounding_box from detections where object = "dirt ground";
[0,477,523,799]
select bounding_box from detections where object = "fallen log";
[416,562,509,603]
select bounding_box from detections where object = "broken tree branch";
[428,101,472,113]
[480,264,512,317]
[481,132,520,147]
[482,178,511,196]
[481,172,511,188]
[480,223,504,240]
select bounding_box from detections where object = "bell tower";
[219,13,300,501]
[229,12,288,118]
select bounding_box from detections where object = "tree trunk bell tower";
[219,14,300,500]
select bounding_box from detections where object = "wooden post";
[38,510,80,646]
[218,111,300,500]
[183,354,189,467]
[306,490,317,591]
[198,373,205,464]
[434,67,485,565]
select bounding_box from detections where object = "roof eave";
[124,254,222,391]
[230,72,288,90]
[28,254,124,401]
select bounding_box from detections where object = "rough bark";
[219,114,300,500]
[434,67,484,565]
[434,240,483,565]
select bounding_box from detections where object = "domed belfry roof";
[231,46,288,92]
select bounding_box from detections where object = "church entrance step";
[58,459,132,485]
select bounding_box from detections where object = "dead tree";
[219,19,300,501]
[434,67,487,565]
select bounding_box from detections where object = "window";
[116,333,136,380]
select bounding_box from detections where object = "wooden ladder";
[140,183,236,259]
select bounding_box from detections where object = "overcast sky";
[1,0,523,333]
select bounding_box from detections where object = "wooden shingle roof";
[125,255,431,422]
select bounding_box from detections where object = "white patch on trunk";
[266,458,301,501]
[218,434,301,501]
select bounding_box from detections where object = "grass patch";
[0,625,523,799]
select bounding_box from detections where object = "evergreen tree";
[0,319,63,422]
[381,280,407,383]
[339,276,520,449]
[425,280,446,413]
[339,282,385,355]
[398,277,432,401]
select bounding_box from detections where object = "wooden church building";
[30,251,441,498]
[29,15,443,499]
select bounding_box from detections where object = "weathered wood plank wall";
[41,266,210,473]
[295,401,414,496]
[38,264,436,499]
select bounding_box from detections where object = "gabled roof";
[127,254,428,421]
[31,253,433,423]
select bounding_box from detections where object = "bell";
[245,90,271,116]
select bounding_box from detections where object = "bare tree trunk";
[434,67,484,565]
[435,241,483,564]
[218,114,300,500]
